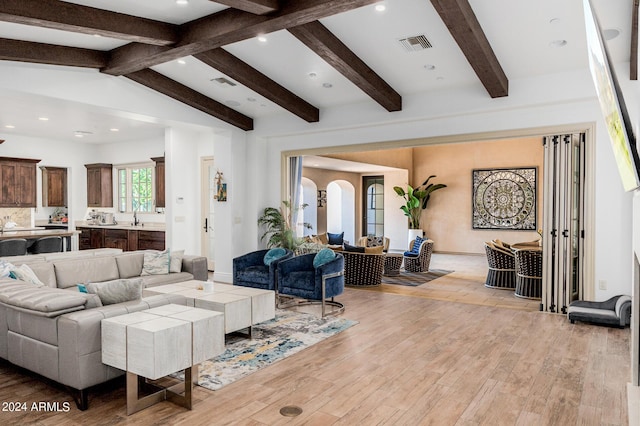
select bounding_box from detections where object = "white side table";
[102,304,224,415]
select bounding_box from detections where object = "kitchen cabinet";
[0,157,40,207]
[85,163,113,207]
[41,166,67,207]
[77,226,165,251]
[151,156,165,208]
[104,229,128,251]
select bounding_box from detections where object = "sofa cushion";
[86,278,143,305]
[24,262,57,288]
[9,264,45,286]
[115,252,145,278]
[344,243,365,253]
[364,246,384,254]
[170,250,185,273]
[54,256,120,289]
[141,249,170,275]
[0,285,90,316]
[0,259,13,278]
[139,272,194,288]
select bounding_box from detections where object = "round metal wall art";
[472,168,537,230]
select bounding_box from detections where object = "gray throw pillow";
[170,249,185,273]
[85,278,143,305]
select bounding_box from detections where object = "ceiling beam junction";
[103,0,381,75]
[212,0,280,15]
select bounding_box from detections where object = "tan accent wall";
[326,148,414,182]
[302,167,362,236]
[411,137,544,254]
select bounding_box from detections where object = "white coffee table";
[144,280,276,337]
[101,304,224,415]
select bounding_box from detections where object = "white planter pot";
[408,229,424,248]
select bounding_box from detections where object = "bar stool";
[0,239,28,256]
[28,236,63,254]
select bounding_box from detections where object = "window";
[117,163,154,213]
[362,176,384,237]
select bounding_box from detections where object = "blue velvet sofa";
[232,249,293,290]
[277,252,345,317]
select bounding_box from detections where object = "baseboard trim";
[213,271,233,284]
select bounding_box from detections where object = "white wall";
[383,170,410,253]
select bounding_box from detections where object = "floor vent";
[398,34,433,52]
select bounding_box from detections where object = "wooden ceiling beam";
[289,21,401,112]
[631,0,639,80]
[125,69,253,130]
[0,0,178,46]
[195,48,319,122]
[0,38,108,68]
[125,69,253,131]
[212,0,280,15]
[430,0,508,98]
[103,0,380,75]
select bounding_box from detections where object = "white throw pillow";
[9,264,44,286]
[0,260,14,279]
[170,249,185,273]
[141,249,170,275]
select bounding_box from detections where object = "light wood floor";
[0,254,630,425]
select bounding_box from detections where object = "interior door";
[200,157,215,271]
[362,175,384,237]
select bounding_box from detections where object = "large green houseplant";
[393,175,446,230]
[258,200,311,251]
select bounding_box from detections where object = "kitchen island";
[0,228,79,251]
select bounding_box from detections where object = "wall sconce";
[317,189,326,207]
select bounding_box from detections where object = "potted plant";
[258,200,311,251]
[394,176,446,243]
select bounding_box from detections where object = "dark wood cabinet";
[137,230,166,250]
[41,166,67,207]
[151,156,165,208]
[85,163,113,207]
[0,157,40,207]
[104,229,129,251]
[78,226,164,251]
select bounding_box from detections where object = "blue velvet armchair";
[277,252,345,317]
[232,249,294,291]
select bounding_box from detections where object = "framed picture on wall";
[472,167,537,230]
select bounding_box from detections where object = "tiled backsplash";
[0,208,31,227]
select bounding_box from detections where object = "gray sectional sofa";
[0,249,208,410]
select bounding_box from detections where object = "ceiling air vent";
[211,77,237,87]
[398,35,433,52]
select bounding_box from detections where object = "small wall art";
[472,167,536,230]
[317,189,327,207]
[214,170,227,202]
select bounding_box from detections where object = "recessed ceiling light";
[424,64,436,71]
[247,97,256,102]
[177,59,186,65]
[74,134,84,138]
[549,39,567,48]
[257,36,267,43]
[110,128,119,132]
[308,72,317,78]
[322,83,333,88]
[74,130,93,137]
[549,18,561,26]
[603,28,620,40]
[93,34,102,38]
[176,0,188,5]
[38,117,49,121]
[4,125,15,129]
[375,3,386,12]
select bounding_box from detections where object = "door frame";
[200,156,215,271]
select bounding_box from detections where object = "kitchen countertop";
[0,229,78,240]
[75,221,166,232]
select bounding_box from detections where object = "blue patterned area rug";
[190,309,357,391]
